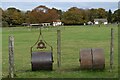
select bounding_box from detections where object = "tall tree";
[113,9,120,23]
[12,11,24,25]
[62,7,85,25]
[28,5,59,23]
[86,8,97,21]
[107,9,112,23]
[3,7,24,26]
[0,8,2,22]
[96,8,107,18]
[52,8,63,20]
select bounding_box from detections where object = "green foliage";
[113,9,120,23]
[28,6,60,23]
[2,21,9,27]
[62,7,85,24]
[62,8,108,25]
[96,8,107,18]
[1,6,120,26]
[2,7,25,26]
[87,9,98,22]
[107,9,112,23]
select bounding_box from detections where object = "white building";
[30,23,51,28]
[94,19,108,25]
[30,24,40,26]
[41,23,51,26]
[87,21,93,25]
[53,20,63,26]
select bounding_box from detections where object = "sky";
[1,2,119,12]
[1,0,120,2]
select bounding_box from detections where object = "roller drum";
[80,49,92,69]
[92,48,105,69]
[31,52,53,71]
[80,48,105,70]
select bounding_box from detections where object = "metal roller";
[80,49,92,69]
[79,48,105,70]
[31,28,53,71]
[31,52,53,71]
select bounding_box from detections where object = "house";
[87,21,93,25]
[53,19,63,26]
[29,23,51,28]
[94,19,108,25]
[22,23,29,26]
[41,23,51,26]
[30,24,41,26]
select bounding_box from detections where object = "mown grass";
[0,27,2,79]
[2,25,118,78]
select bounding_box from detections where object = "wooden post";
[110,28,114,71]
[9,36,14,78]
[57,30,61,69]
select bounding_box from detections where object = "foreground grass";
[0,27,2,79]
[2,25,118,78]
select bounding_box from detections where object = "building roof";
[41,23,50,24]
[94,19,107,22]
[30,24,40,26]
[53,19,61,22]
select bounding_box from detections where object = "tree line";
[1,5,120,27]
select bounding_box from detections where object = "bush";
[2,21,9,27]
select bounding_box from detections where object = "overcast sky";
[1,0,120,2]
[1,2,119,12]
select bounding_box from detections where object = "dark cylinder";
[31,52,53,71]
[79,48,105,70]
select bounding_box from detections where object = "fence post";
[8,36,14,78]
[110,28,114,71]
[57,30,61,69]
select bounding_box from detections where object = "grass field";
[0,27,2,79]
[2,25,118,78]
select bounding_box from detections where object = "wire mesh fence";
[2,24,118,78]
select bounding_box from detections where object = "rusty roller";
[31,28,53,71]
[79,48,105,70]
[80,49,92,69]
[92,48,105,69]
